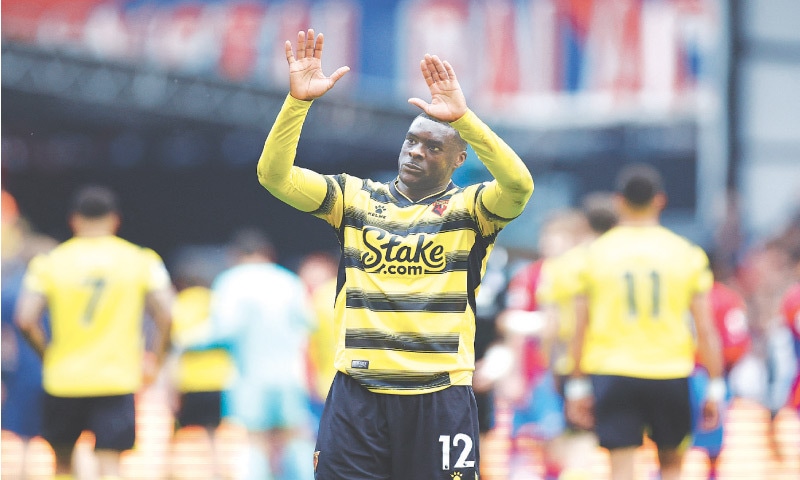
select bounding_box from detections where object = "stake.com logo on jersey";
[361,226,445,275]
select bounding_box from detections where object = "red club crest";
[432,199,449,216]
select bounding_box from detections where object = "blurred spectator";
[734,236,798,465]
[183,227,316,480]
[781,241,800,427]
[1,191,57,479]
[470,245,510,456]
[13,185,175,479]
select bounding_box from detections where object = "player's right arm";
[257,29,349,211]
[14,290,48,360]
[257,96,329,211]
[14,254,50,359]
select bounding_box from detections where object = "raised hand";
[285,29,350,101]
[407,54,468,122]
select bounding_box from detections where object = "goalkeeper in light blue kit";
[185,228,317,480]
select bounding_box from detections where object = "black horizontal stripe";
[477,186,518,223]
[363,182,393,203]
[346,369,452,391]
[342,209,478,236]
[345,290,468,313]
[345,328,460,353]
[309,175,339,217]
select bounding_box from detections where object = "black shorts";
[176,391,222,429]
[42,393,136,452]
[591,375,691,450]
[314,371,480,479]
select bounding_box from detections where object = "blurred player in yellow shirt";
[565,165,724,480]
[297,252,339,417]
[533,193,617,480]
[14,185,174,480]
[168,270,234,479]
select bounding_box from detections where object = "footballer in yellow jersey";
[21,235,171,396]
[537,196,617,377]
[566,165,723,480]
[537,244,589,376]
[15,185,174,478]
[259,60,531,396]
[171,286,233,395]
[576,225,712,378]
[258,30,533,480]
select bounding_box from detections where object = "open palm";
[408,54,467,122]
[285,29,349,101]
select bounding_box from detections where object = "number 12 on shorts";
[439,433,475,470]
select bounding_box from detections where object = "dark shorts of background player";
[314,371,480,480]
[42,393,136,451]
[591,375,691,451]
[176,391,222,430]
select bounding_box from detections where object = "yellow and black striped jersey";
[313,173,511,393]
[259,95,533,394]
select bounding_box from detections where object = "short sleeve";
[689,245,713,294]
[21,253,50,295]
[142,248,172,292]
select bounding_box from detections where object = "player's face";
[397,117,466,199]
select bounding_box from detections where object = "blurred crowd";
[2,183,799,479]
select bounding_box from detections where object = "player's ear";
[109,212,122,233]
[454,150,467,169]
[653,192,667,210]
[68,213,80,233]
[612,194,625,213]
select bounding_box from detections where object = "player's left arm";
[407,53,533,219]
[452,112,533,219]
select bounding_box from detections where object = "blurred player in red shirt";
[781,250,800,411]
[477,209,590,480]
[690,278,752,479]
[711,281,752,372]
